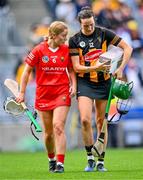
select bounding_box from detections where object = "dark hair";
[77,6,94,23]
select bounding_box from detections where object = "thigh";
[95,99,107,121]
[38,110,53,133]
[78,96,93,121]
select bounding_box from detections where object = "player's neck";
[48,40,59,49]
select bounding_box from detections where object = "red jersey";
[25,41,72,85]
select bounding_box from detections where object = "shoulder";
[60,44,69,50]
[36,41,46,49]
[95,25,115,34]
[59,44,69,53]
[69,31,81,41]
[70,31,81,38]
[31,41,46,52]
[69,32,81,47]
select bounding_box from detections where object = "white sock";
[57,162,64,167]
[48,157,56,162]
[97,161,104,165]
[87,155,95,161]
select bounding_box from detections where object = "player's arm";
[70,55,110,73]
[16,64,33,103]
[117,39,133,71]
[68,67,77,97]
[105,28,133,78]
[69,37,110,73]
[20,64,33,94]
[114,39,133,79]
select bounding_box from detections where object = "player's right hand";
[95,60,111,72]
[15,92,25,103]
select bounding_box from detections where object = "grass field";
[0,148,143,180]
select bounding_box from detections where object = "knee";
[53,123,63,136]
[81,117,91,130]
[44,131,54,142]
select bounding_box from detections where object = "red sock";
[48,153,55,159]
[57,154,65,164]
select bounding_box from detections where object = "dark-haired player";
[69,6,132,172]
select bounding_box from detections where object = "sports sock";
[57,162,64,167]
[57,154,65,164]
[48,153,56,161]
[85,145,95,160]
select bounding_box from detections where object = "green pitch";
[0,148,143,180]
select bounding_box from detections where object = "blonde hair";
[48,21,68,38]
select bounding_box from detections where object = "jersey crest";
[42,56,49,63]
[79,41,86,48]
[60,56,65,62]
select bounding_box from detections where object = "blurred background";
[0,0,143,152]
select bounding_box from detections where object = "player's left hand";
[113,67,123,79]
[69,86,76,97]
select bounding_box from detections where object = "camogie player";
[69,6,132,172]
[16,21,76,173]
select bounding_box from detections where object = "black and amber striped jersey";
[69,26,122,82]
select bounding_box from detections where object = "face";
[53,29,68,46]
[80,16,95,36]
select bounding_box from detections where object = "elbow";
[127,43,133,55]
[128,45,133,55]
[130,46,133,54]
[128,46,133,58]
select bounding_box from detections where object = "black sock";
[85,145,95,160]
[85,145,93,156]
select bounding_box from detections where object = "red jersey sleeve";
[25,46,39,67]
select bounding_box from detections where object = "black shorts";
[77,77,111,100]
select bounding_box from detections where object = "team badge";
[62,96,66,101]
[79,41,86,48]
[61,56,64,62]
[42,56,49,63]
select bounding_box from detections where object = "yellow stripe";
[102,40,107,52]
[104,73,110,80]
[79,48,85,66]
[90,60,98,80]
[110,36,119,45]
[69,48,78,54]
[78,48,85,77]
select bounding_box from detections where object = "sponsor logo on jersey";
[42,56,49,63]
[84,49,103,62]
[79,41,86,48]
[42,67,66,71]
[89,39,93,42]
